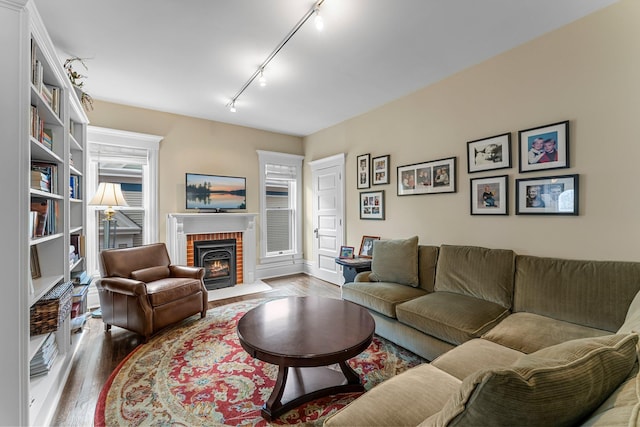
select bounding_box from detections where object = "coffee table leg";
[262,365,288,420]
[339,360,362,385]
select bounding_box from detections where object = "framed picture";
[467,133,511,173]
[359,190,385,220]
[397,156,456,196]
[30,246,41,279]
[359,235,380,258]
[372,155,390,185]
[470,175,509,215]
[339,246,355,259]
[518,120,569,172]
[515,174,579,215]
[357,153,370,189]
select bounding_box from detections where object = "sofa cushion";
[434,245,515,308]
[482,312,611,354]
[422,334,638,427]
[417,245,439,292]
[396,292,510,346]
[324,364,461,427]
[514,255,640,332]
[432,338,524,380]
[369,236,419,287]
[342,281,427,318]
[130,266,170,283]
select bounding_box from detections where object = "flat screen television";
[185,173,246,211]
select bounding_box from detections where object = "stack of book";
[69,175,81,199]
[30,333,58,378]
[31,161,58,193]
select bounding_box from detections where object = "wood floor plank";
[51,274,339,426]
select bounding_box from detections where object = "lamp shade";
[89,182,129,208]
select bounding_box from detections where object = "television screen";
[185,173,246,211]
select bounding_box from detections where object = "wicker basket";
[30,281,73,336]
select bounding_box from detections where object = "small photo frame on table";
[339,246,355,259]
[372,155,390,185]
[359,235,380,258]
[470,175,509,215]
[397,156,456,196]
[357,153,370,189]
[515,174,579,215]
[467,133,511,173]
[360,190,385,220]
[518,120,569,173]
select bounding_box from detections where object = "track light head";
[259,69,266,87]
[229,101,236,113]
[314,8,324,31]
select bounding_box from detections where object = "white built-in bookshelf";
[0,1,88,425]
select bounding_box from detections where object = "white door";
[310,154,345,285]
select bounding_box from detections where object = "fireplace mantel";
[166,213,258,284]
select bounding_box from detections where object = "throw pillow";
[425,334,638,427]
[369,236,419,287]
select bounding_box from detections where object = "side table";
[335,257,372,283]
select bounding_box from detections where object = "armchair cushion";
[146,277,205,307]
[131,266,170,282]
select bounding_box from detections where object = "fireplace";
[194,239,236,290]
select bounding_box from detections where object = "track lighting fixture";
[226,0,325,112]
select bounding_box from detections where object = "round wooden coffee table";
[237,296,375,420]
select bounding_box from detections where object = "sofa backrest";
[434,245,516,308]
[100,243,171,278]
[514,255,640,332]
[418,245,439,292]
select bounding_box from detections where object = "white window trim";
[86,126,162,278]
[257,150,304,264]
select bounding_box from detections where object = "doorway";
[309,153,345,285]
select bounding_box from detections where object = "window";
[258,151,303,260]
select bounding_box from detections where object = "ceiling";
[34,0,616,137]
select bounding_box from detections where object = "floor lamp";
[89,182,129,250]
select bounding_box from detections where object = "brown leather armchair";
[96,243,208,341]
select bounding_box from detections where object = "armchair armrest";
[354,271,373,282]
[169,265,205,279]
[97,277,147,296]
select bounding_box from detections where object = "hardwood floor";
[51,274,340,426]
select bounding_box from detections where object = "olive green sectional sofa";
[324,237,640,426]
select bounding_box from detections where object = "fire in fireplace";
[193,239,237,290]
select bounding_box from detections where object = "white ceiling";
[34,0,616,137]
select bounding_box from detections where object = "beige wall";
[89,0,639,265]
[304,0,640,262]
[87,101,303,243]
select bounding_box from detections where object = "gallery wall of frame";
[467,119,578,217]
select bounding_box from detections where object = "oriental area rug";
[94,298,424,426]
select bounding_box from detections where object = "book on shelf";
[30,332,58,378]
[70,234,85,258]
[30,198,58,237]
[69,175,81,199]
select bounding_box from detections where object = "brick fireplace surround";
[166,213,258,285]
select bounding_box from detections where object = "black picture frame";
[359,190,385,220]
[470,175,509,215]
[357,153,370,189]
[467,132,511,173]
[372,155,390,185]
[518,120,569,173]
[515,174,579,215]
[397,157,456,195]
